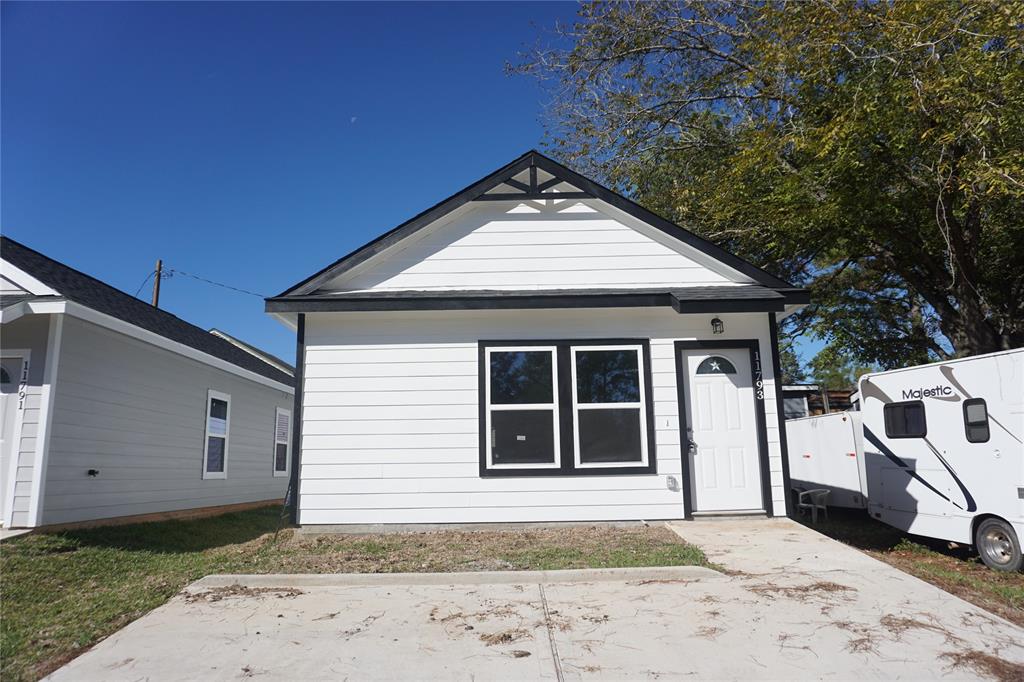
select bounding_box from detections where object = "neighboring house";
[781,384,858,419]
[781,384,820,420]
[0,237,294,528]
[267,150,809,526]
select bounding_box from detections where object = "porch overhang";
[265,285,810,314]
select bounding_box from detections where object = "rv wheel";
[975,518,1023,572]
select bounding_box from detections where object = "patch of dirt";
[509,650,532,658]
[479,628,532,646]
[746,580,856,602]
[694,625,723,639]
[831,619,878,654]
[941,650,1024,682]
[880,613,963,645]
[271,524,705,574]
[184,585,303,603]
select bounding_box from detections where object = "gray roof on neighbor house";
[1,236,293,387]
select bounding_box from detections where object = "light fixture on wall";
[710,317,724,335]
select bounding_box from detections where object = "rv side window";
[962,398,990,443]
[883,401,926,438]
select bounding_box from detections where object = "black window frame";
[962,398,990,443]
[479,339,657,477]
[883,400,927,439]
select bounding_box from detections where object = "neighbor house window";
[962,398,989,443]
[571,346,648,467]
[480,340,655,477]
[484,347,560,469]
[883,400,926,439]
[203,390,230,479]
[274,407,291,476]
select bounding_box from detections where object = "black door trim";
[674,340,775,519]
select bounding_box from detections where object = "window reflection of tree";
[576,350,640,403]
[490,351,553,404]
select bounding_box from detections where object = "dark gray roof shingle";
[1,237,292,387]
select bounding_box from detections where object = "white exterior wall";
[1,314,51,527]
[40,315,293,525]
[298,308,785,525]
[322,202,747,292]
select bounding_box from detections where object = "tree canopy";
[517,1,1024,368]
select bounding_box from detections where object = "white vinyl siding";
[298,308,785,525]
[321,202,745,293]
[40,315,291,525]
[0,314,50,527]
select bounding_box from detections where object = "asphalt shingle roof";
[1,237,292,387]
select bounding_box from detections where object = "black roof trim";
[266,285,804,314]
[2,237,293,387]
[275,150,797,298]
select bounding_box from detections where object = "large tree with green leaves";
[517,1,1024,367]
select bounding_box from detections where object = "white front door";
[0,356,24,525]
[680,348,764,512]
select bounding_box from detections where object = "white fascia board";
[0,299,67,325]
[776,304,806,321]
[0,261,60,296]
[268,311,298,331]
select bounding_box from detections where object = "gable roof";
[273,149,798,301]
[1,236,293,387]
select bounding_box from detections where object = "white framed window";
[484,346,560,470]
[273,407,291,477]
[203,390,231,479]
[570,345,649,468]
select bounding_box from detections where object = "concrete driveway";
[48,519,1024,681]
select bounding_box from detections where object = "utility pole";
[152,259,162,308]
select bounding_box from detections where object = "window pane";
[491,409,555,464]
[490,351,553,404]
[206,436,225,472]
[695,356,737,375]
[578,408,643,463]
[783,397,808,419]
[963,398,989,443]
[884,402,926,438]
[208,415,227,437]
[964,400,987,424]
[275,443,288,472]
[575,350,640,403]
[210,398,228,420]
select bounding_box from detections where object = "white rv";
[858,349,1024,571]
[786,411,867,509]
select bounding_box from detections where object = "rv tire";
[974,518,1022,572]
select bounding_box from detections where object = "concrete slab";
[0,527,31,541]
[47,523,1024,681]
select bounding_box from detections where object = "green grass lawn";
[797,508,1024,628]
[0,506,707,680]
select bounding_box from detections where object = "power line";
[165,267,266,298]
[134,270,156,298]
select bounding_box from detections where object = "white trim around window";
[273,407,291,477]
[484,345,560,470]
[203,389,231,479]
[570,344,650,469]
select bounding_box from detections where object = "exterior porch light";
[710,317,724,335]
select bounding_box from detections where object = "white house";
[267,151,808,526]
[0,237,294,528]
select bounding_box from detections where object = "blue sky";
[2,1,819,367]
